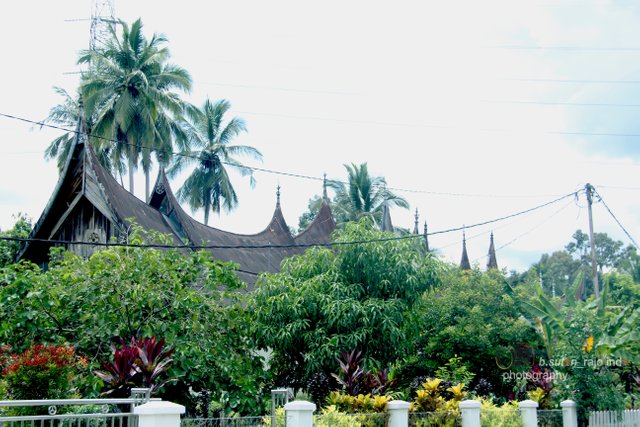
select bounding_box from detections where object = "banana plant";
[519,272,640,363]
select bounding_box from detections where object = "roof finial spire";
[487,231,498,270]
[413,208,420,234]
[423,220,430,252]
[322,173,328,201]
[460,226,471,270]
[276,184,281,207]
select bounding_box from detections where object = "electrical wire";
[593,189,640,249]
[482,100,640,108]
[0,190,579,250]
[487,45,640,51]
[0,111,568,199]
[500,78,640,84]
[469,198,575,264]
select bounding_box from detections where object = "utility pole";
[585,183,600,299]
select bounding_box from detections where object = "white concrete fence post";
[387,400,410,427]
[519,400,539,427]
[459,400,481,427]
[134,401,185,427]
[561,400,578,427]
[284,400,316,427]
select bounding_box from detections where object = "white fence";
[4,398,640,427]
[589,409,640,427]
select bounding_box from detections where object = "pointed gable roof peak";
[487,231,498,270]
[460,229,471,270]
[380,200,394,233]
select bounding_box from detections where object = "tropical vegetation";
[298,163,409,230]
[168,98,262,225]
[79,18,192,200]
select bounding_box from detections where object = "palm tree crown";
[79,18,191,199]
[330,163,409,227]
[43,87,119,175]
[168,99,263,226]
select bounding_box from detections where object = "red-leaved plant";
[3,344,86,404]
[95,337,174,397]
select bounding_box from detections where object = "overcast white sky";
[1,0,639,271]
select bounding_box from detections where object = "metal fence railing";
[408,411,461,426]
[0,397,150,427]
[537,409,563,427]
[313,412,386,427]
[181,416,284,427]
[480,409,522,427]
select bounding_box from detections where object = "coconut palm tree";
[79,18,191,200]
[168,98,263,226]
[43,87,121,177]
[330,163,409,226]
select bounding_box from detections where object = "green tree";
[566,230,625,274]
[531,251,582,298]
[42,87,120,178]
[299,163,409,229]
[298,195,323,231]
[411,268,538,397]
[615,245,640,282]
[519,278,639,421]
[0,227,267,414]
[0,214,31,267]
[249,220,439,391]
[168,99,262,225]
[80,18,192,199]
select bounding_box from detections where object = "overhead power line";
[487,45,640,52]
[0,111,567,199]
[500,77,640,84]
[0,190,578,250]
[593,189,640,249]
[483,99,640,108]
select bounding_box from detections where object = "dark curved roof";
[20,126,180,263]
[150,171,336,286]
[294,201,335,246]
[21,122,336,285]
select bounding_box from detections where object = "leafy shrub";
[331,349,397,397]
[325,391,390,413]
[315,404,386,427]
[95,336,173,397]
[479,399,521,427]
[307,372,332,407]
[2,344,87,414]
[435,355,475,387]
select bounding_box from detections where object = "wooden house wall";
[51,199,115,259]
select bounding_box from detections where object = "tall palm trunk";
[128,158,135,193]
[203,192,211,226]
[145,171,151,203]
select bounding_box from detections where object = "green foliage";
[435,355,475,387]
[95,336,173,397]
[409,378,465,427]
[0,226,267,415]
[79,18,192,196]
[518,279,636,420]
[0,213,31,267]
[325,391,390,413]
[412,268,537,396]
[168,98,262,225]
[250,221,439,390]
[479,399,521,427]
[299,163,409,229]
[2,344,87,413]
